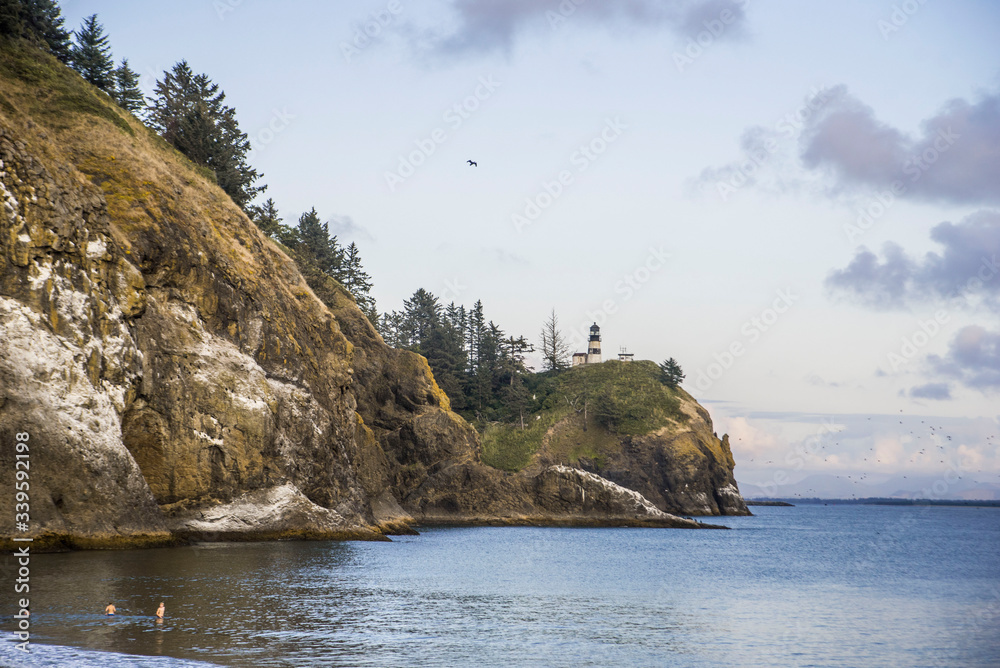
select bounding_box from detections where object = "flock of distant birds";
[740,408,996,498]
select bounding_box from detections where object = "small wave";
[0,637,220,668]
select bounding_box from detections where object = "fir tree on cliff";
[424,320,467,410]
[148,61,265,211]
[395,290,469,410]
[296,207,342,278]
[659,358,685,389]
[377,311,405,347]
[70,14,114,93]
[0,0,71,62]
[249,197,282,237]
[539,308,571,371]
[341,242,376,317]
[380,292,535,422]
[499,334,533,428]
[401,288,440,348]
[249,198,300,247]
[112,58,144,113]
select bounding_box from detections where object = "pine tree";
[70,14,114,93]
[112,58,144,113]
[498,334,533,427]
[214,102,264,210]
[476,321,505,414]
[659,358,685,389]
[539,308,571,371]
[296,207,341,277]
[378,311,405,347]
[249,197,282,237]
[4,0,72,61]
[247,198,296,246]
[401,288,441,350]
[28,0,69,61]
[148,61,265,211]
[342,242,375,314]
[466,300,486,375]
[0,0,20,38]
[423,322,467,409]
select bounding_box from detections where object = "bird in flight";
[467,160,477,167]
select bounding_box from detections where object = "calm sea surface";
[2,505,999,667]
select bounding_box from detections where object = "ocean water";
[2,505,999,667]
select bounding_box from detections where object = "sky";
[60,0,1000,498]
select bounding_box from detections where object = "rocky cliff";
[0,43,740,550]
[483,361,751,516]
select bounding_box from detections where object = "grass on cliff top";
[0,38,135,136]
[481,360,688,472]
[0,39,223,199]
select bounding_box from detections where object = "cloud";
[717,415,783,459]
[909,382,952,400]
[826,242,916,309]
[402,0,749,58]
[695,85,1000,205]
[826,209,1000,309]
[799,86,1000,205]
[328,215,374,242]
[928,326,1000,391]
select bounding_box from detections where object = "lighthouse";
[571,322,607,366]
[586,323,602,364]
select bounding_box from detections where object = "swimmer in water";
[105,603,116,616]
[155,602,165,619]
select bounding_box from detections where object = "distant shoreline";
[746,497,1000,508]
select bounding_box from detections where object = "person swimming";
[155,602,165,619]
[105,603,116,616]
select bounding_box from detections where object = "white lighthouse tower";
[586,323,602,364]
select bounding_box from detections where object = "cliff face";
[576,395,749,516]
[0,43,722,549]
[484,361,751,517]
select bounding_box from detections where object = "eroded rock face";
[400,462,717,528]
[0,133,168,548]
[0,119,386,547]
[166,483,386,541]
[542,392,751,517]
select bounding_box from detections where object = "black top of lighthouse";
[589,323,601,341]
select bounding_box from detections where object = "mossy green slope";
[483,361,749,516]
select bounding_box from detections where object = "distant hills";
[739,473,1000,501]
